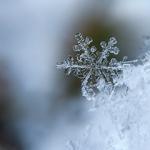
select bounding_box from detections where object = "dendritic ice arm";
[57,33,137,100]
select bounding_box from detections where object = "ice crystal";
[57,33,137,100]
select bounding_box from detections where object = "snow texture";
[57,34,150,150]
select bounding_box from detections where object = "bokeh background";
[0,0,150,149]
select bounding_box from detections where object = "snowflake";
[57,33,137,100]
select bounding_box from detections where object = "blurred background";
[0,0,150,149]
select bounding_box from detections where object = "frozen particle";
[57,33,136,100]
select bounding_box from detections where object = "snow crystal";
[57,33,137,100]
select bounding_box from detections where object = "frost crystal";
[57,33,137,100]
